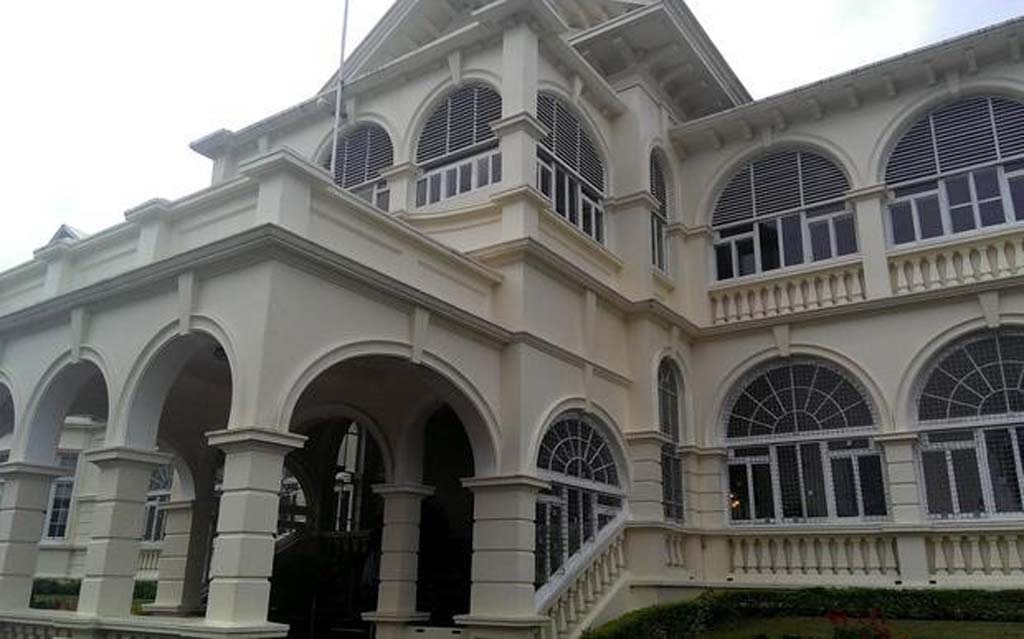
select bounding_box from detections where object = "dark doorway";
[417,406,475,626]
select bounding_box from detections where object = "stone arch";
[15,348,111,465]
[279,340,500,478]
[289,401,395,483]
[652,348,693,444]
[710,344,892,446]
[535,85,612,193]
[868,77,1024,184]
[312,112,400,169]
[649,144,674,217]
[112,317,238,450]
[697,136,860,228]
[405,72,503,166]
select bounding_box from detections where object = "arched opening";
[323,122,394,211]
[278,354,495,635]
[0,382,13,458]
[650,149,671,271]
[658,359,685,522]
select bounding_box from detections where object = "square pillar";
[848,185,893,300]
[362,484,433,639]
[204,428,305,626]
[455,475,548,637]
[76,447,172,617]
[145,499,201,614]
[876,432,930,585]
[624,430,672,522]
[0,462,65,610]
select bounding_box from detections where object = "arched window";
[724,358,886,524]
[712,149,854,280]
[143,464,173,542]
[414,83,503,207]
[915,329,1024,518]
[885,95,1024,245]
[658,359,684,521]
[324,123,394,211]
[535,412,623,586]
[651,152,670,271]
[536,93,607,244]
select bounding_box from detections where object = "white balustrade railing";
[889,229,1024,295]
[728,534,900,581]
[539,521,627,639]
[666,532,687,569]
[926,532,1024,578]
[709,260,865,325]
[137,547,161,575]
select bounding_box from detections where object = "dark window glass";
[477,157,490,187]
[1009,176,1024,221]
[809,220,832,261]
[548,505,563,573]
[539,165,551,197]
[952,448,985,514]
[894,180,938,198]
[781,214,804,266]
[737,238,756,276]
[985,429,1023,512]
[445,168,458,197]
[567,488,581,554]
[758,221,781,271]
[777,445,804,518]
[415,179,427,207]
[890,202,916,244]
[858,455,887,516]
[459,163,472,193]
[831,457,858,517]
[719,224,753,238]
[491,153,502,183]
[752,463,775,520]
[568,178,579,224]
[429,173,442,204]
[973,167,1001,199]
[979,199,1006,227]
[916,196,944,239]
[834,215,858,256]
[945,175,972,205]
[800,443,828,518]
[728,465,750,520]
[715,244,734,280]
[555,169,567,217]
[922,451,953,515]
[950,205,976,233]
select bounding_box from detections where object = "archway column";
[146,495,215,615]
[76,447,172,617]
[455,474,548,637]
[0,462,65,610]
[362,483,433,639]
[204,428,306,626]
[876,432,930,584]
[684,447,732,583]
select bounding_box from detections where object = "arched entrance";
[279,353,496,637]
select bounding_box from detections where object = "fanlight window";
[712,149,855,280]
[325,123,394,211]
[658,360,684,521]
[885,96,1024,245]
[536,93,606,244]
[724,359,886,524]
[651,152,669,271]
[414,84,503,208]
[535,413,622,587]
[916,330,1024,519]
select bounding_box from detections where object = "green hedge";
[30,578,81,597]
[583,588,1024,639]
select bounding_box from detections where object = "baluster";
[731,539,743,574]
[779,283,793,314]
[865,537,881,575]
[852,537,866,574]
[910,259,927,291]
[950,536,967,575]
[737,291,750,320]
[792,280,806,311]
[812,537,824,575]
[797,538,809,575]
[821,537,835,574]
[980,536,995,574]
[878,538,894,575]
[996,242,1012,276]
[967,536,983,575]
[765,285,779,316]
[835,270,850,303]
[960,249,977,283]
[919,256,936,289]
[768,539,779,574]
[836,538,852,574]
[818,276,834,307]
[933,536,949,575]
[806,277,822,309]
[751,538,762,574]
[851,268,865,301]
[978,245,994,280]
[751,289,765,319]
[1011,239,1024,274]
[1008,535,1024,573]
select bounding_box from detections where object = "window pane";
[728,464,750,520]
[952,448,985,514]
[445,168,457,198]
[809,221,832,261]
[979,199,1006,227]
[833,215,858,256]
[429,173,442,204]
[477,157,490,187]
[781,214,804,266]
[736,238,756,277]
[758,221,780,271]
[890,202,916,244]
[985,429,1023,512]
[459,163,472,193]
[945,175,972,206]
[416,178,427,207]
[776,445,804,519]
[569,180,579,225]
[567,488,581,554]
[831,457,858,517]
[715,244,734,280]
[752,463,775,520]
[916,196,944,239]
[858,455,887,516]
[491,153,502,183]
[1009,176,1024,221]
[950,205,976,233]
[800,443,828,518]
[973,167,1001,199]
[549,504,563,573]
[555,169,567,216]
[922,451,954,515]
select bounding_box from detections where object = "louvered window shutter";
[416,84,503,166]
[712,150,849,227]
[650,153,668,215]
[327,123,394,189]
[885,95,1024,185]
[536,92,606,193]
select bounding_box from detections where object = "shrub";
[30,578,81,597]
[132,580,157,603]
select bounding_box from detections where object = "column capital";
[0,461,66,479]
[491,112,548,141]
[206,427,306,454]
[83,446,173,469]
[372,483,435,498]
[379,162,418,181]
[607,190,660,213]
[624,429,673,446]
[846,183,888,202]
[461,474,549,492]
[875,431,919,445]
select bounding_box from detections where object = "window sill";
[537,205,623,275]
[651,265,675,292]
[888,221,1024,257]
[708,254,863,291]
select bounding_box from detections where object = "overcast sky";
[1,1,1023,270]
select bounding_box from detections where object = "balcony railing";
[888,227,1024,295]
[728,533,900,583]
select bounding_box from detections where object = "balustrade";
[728,534,899,582]
[889,230,1024,295]
[926,532,1024,579]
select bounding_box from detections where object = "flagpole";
[329,0,351,181]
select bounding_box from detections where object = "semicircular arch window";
[884,95,1024,245]
[650,151,670,271]
[723,358,886,525]
[711,149,856,280]
[535,412,623,588]
[324,122,394,211]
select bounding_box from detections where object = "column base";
[362,611,430,639]
[454,613,549,639]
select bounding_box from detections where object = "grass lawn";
[702,616,1024,639]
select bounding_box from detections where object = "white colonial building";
[3,1,1024,638]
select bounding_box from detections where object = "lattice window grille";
[415,84,502,168]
